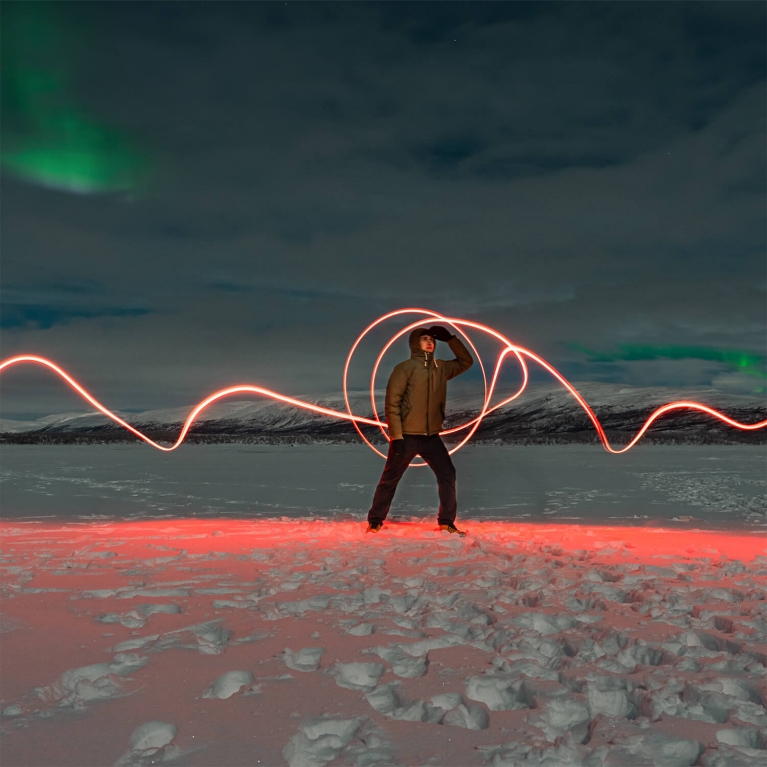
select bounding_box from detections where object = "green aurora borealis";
[568,343,766,392]
[1,3,149,195]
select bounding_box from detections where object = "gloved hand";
[390,438,405,457]
[427,325,454,343]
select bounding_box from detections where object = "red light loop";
[1,309,764,457]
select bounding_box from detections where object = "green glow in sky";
[2,118,146,195]
[1,3,149,194]
[568,343,767,381]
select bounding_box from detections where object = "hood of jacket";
[408,327,434,364]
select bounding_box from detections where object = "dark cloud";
[1,1,764,417]
[1,303,149,331]
[0,280,151,330]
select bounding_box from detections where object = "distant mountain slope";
[2,384,765,444]
[445,383,766,445]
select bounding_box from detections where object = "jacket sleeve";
[443,336,474,380]
[385,363,409,441]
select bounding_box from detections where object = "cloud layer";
[1,2,764,417]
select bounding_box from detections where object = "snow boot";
[439,523,466,537]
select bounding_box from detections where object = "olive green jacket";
[385,328,474,440]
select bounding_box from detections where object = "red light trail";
[1,309,765,458]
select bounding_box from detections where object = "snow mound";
[202,671,254,699]
[365,681,445,724]
[465,675,531,711]
[111,619,232,655]
[367,645,429,677]
[96,603,181,629]
[114,721,181,766]
[329,662,385,691]
[603,731,704,766]
[33,653,149,709]
[528,697,591,743]
[282,647,325,672]
[282,717,362,767]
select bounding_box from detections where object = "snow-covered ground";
[1,444,765,766]
[1,518,765,767]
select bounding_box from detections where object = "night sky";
[1,1,765,421]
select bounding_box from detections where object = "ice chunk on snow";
[329,662,384,691]
[716,678,765,705]
[369,646,428,678]
[587,686,636,719]
[442,702,489,730]
[110,653,150,675]
[364,682,443,723]
[389,594,421,614]
[182,620,232,654]
[35,653,149,708]
[114,721,180,766]
[519,678,569,707]
[677,629,742,655]
[277,595,331,615]
[431,693,463,711]
[365,682,407,717]
[96,603,180,628]
[484,740,605,767]
[111,620,232,655]
[202,671,254,699]
[58,664,120,699]
[716,727,766,749]
[118,588,189,598]
[604,732,704,767]
[503,659,561,681]
[282,647,324,673]
[731,701,767,726]
[362,586,389,604]
[391,633,464,656]
[465,675,529,711]
[512,612,575,635]
[343,728,395,767]
[345,622,375,636]
[299,718,361,742]
[528,697,591,743]
[282,717,361,767]
[702,746,767,767]
[212,599,252,609]
[110,635,160,653]
[614,640,669,670]
[681,683,748,724]
[129,721,176,751]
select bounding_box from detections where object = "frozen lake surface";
[0,444,765,527]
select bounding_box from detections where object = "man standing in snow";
[366,325,473,536]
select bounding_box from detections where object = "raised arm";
[443,335,473,380]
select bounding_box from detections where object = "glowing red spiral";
[1,309,765,457]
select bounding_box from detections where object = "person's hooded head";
[408,328,435,357]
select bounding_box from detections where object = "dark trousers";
[367,434,457,525]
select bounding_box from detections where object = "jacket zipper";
[425,353,430,435]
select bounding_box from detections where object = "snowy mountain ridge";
[2,382,764,444]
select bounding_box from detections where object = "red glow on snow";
[0,518,763,563]
[1,309,765,458]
